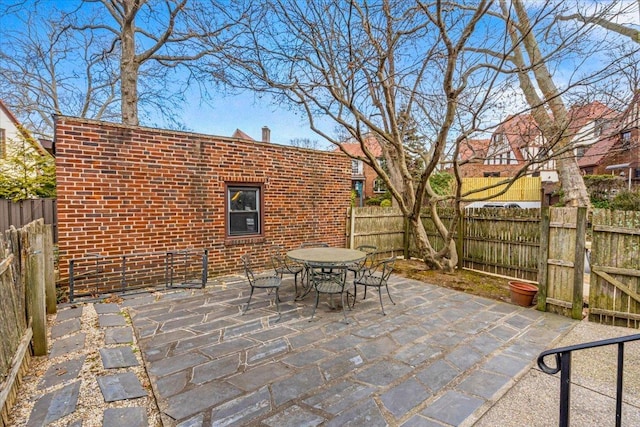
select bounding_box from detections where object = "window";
[0,128,5,158]
[227,185,261,237]
[622,131,631,149]
[351,159,363,175]
[594,119,604,137]
[576,146,586,158]
[373,178,387,193]
[484,172,500,177]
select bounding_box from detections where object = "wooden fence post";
[349,207,356,249]
[537,207,550,311]
[456,209,464,270]
[571,207,587,320]
[25,221,47,356]
[44,225,56,315]
[403,217,410,259]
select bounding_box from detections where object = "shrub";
[610,189,640,211]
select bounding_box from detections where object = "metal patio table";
[287,247,366,301]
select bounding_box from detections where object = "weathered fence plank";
[26,220,47,356]
[347,205,541,282]
[1,218,53,424]
[541,207,584,319]
[347,207,405,255]
[537,207,550,311]
[461,208,540,281]
[44,225,56,315]
[0,198,57,243]
[589,209,640,327]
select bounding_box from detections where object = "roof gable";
[0,99,50,157]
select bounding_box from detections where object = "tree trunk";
[408,213,457,272]
[557,155,591,206]
[120,8,139,126]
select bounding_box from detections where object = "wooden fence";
[0,199,58,243]
[589,209,640,327]
[0,220,55,427]
[537,207,587,319]
[462,208,540,281]
[461,176,541,201]
[347,206,541,282]
[348,205,640,327]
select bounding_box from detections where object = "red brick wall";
[55,117,351,280]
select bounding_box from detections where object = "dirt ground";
[393,258,513,303]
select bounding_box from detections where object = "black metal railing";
[69,249,208,301]
[537,333,640,427]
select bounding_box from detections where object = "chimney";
[261,126,271,143]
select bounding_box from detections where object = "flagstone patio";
[125,273,575,426]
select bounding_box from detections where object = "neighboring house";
[578,93,640,188]
[0,100,53,190]
[338,134,386,206]
[0,100,52,158]
[231,126,271,143]
[458,101,618,183]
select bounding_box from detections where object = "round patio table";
[286,247,366,266]
[287,247,366,303]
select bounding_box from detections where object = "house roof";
[566,101,617,135]
[231,129,255,140]
[459,139,490,162]
[577,134,618,168]
[339,134,383,157]
[463,102,619,165]
[0,99,51,157]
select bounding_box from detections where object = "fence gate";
[537,207,586,320]
[589,210,640,327]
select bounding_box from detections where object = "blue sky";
[178,90,326,145]
[0,0,329,146]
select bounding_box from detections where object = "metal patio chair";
[270,245,304,298]
[352,256,396,315]
[347,245,378,281]
[241,253,282,319]
[308,264,350,323]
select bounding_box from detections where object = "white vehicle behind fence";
[464,201,541,209]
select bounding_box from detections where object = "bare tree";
[221,0,631,270]
[289,138,327,150]
[0,0,236,133]
[0,7,120,139]
[558,1,640,43]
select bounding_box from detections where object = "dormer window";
[594,119,605,137]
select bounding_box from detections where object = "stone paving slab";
[126,275,576,426]
[98,313,127,327]
[99,346,139,369]
[26,381,81,426]
[39,356,86,389]
[97,372,147,402]
[102,407,148,427]
[48,333,86,359]
[94,302,121,314]
[55,306,83,322]
[105,326,134,344]
[50,318,81,339]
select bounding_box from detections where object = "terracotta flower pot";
[508,281,538,307]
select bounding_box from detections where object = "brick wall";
[55,116,351,280]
